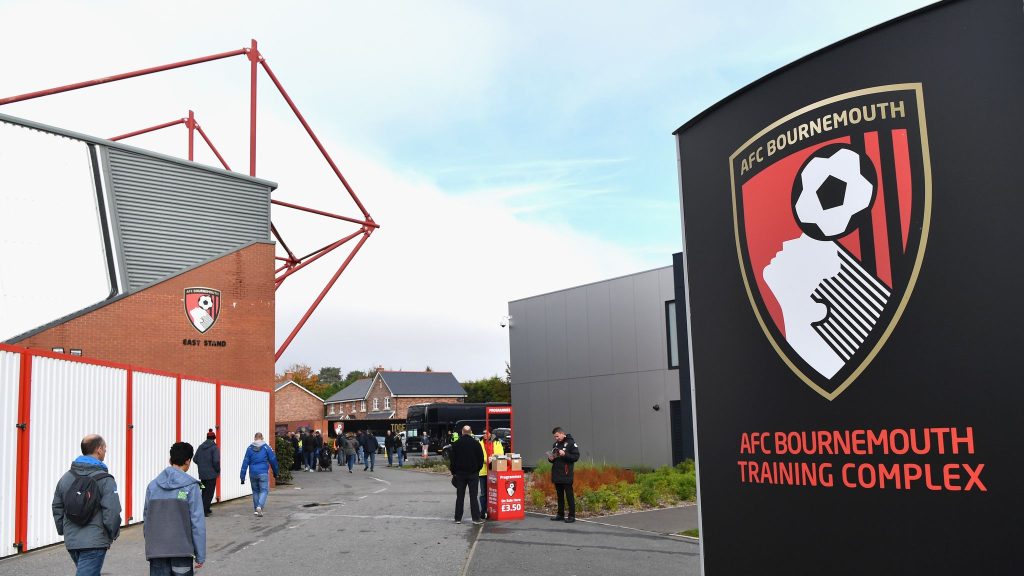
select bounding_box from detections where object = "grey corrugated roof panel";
[508,265,673,304]
[0,112,278,190]
[378,371,465,396]
[324,378,374,403]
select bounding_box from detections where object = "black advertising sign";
[675,1,1022,573]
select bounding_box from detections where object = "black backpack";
[64,471,112,526]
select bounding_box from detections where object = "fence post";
[13,352,32,553]
[215,381,222,504]
[125,369,134,523]
[175,376,182,442]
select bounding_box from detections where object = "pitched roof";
[378,371,465,397]
[274,381,324,403]
[324,378,373,403]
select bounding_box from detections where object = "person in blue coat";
[144,442,206,575]
[239,432,279,517]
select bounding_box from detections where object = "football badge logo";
[730,84,931,400]
[184,287,221,333]
[506,481,516,497]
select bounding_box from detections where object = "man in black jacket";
[360,432,379,471]
[193,429,220,517]
[449,425,485,524]
[548,427,580,523]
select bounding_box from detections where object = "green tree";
[318,366,342,385]
[462,376,511,403]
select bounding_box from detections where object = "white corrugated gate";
[27,357,127,551]
[0,345,271,557]
[0,350,20,558]
[220,386,269,502]
[180,379,217,482]
[131,372,176,525]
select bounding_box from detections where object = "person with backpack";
[144,442,206,575]
[240,432,279,517]
[193,428,220,517]
[51,434,122,576]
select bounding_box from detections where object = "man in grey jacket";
[144,442,206,575]
[52,434,122,576]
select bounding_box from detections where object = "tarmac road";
[0,462,700,575]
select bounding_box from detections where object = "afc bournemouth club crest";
[730,84,931,400]
[184,287,221,333]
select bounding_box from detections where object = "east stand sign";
[674,1,1022,573]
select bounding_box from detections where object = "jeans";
[479,476,489,515]
[387,449,394,466]
[454,474,480,522]
[250,473,269,510]
[346,454,355,471]
[149,557,194,576]
[364,451,375,470]
[304,451,315,469]
[68,548,107,576]
[396,448,405,467]
[555,482,575,518]
[357,446,364,463]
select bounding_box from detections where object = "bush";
[274,436,295,484]
[528,488,546,508]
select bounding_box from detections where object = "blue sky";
[0,0,935,379]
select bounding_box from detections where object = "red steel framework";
[0,39,378,361]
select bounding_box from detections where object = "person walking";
[52,434,122,576]
[239,432,279,517]
[395,433,406,468]
[289,433,301,471]
[144,442,206,575]
[355,430,365,465]
[193,428,220,517]
[313,430,324,470]
[547,427,580,523]
[478,428,505,518]
[361,432,379,471]
[301,430,316,472]
[385,430,395,467]
[340,433,357,473]
[449,425,485,525]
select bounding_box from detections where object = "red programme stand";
[486,458,525,521]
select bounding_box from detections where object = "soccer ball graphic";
[196,295,214,311]
[791,144,877,240]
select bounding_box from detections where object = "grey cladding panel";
[609,277,638,374]
[635,270,666,372]
[106,147,271,290]
[544,293,568,381]
[586,283,612,377]
[564,288,589,378]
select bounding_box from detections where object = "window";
[360,401,366,412]
[666,300,679,369]
[350,403,356,413]
[384,397,391,410]
[329,404,335,415]
[373,398,379,411]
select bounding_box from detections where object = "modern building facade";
[508,260,691,469]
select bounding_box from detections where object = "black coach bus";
[405,402,511,453]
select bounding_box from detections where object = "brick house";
[324,371,466,435]
[274,380,326,435]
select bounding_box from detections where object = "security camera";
[499,315,512,328]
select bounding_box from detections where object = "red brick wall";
[275,383,325,423]
[16,243,275,389]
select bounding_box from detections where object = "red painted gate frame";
[4,343,268,553]
[0,40,378,361]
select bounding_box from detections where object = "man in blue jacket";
[144,442,206,575]
[240,432,279,517]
